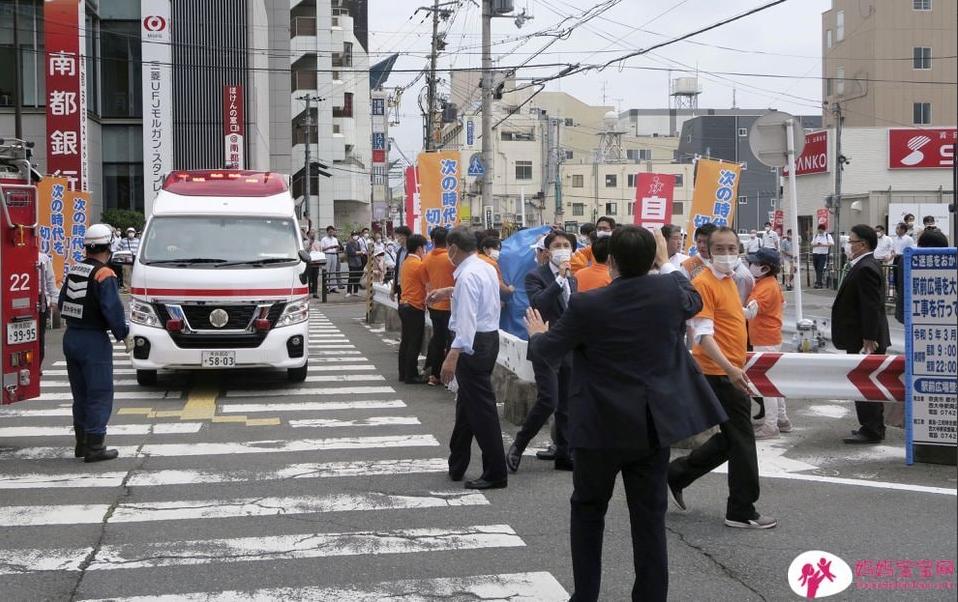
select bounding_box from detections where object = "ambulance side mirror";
[298,250,310,285]
[298,250,310,263]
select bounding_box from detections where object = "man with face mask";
[681,223,754,304]
[572,216,615,274]
[746,229,762,254]
[506,230,579,472]
[873,224,894,265]
[811,224,834,289]
[668,226,776,530]
[389,226,412,302]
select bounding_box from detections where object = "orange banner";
[37,177,91,288]
[416,151,461,236]
[685,158,742,254]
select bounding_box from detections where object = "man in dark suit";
[508,230,578,472]
[831,224,892,444]
[525,226,726,602]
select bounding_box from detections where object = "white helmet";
[84,223,114,247]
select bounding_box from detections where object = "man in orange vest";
[421,227,457,386]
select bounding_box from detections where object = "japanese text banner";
[44,0,88,190]
[417,151,460,236]
[685,159,742,253]
[633,173,674,230]
[37,177,90,288]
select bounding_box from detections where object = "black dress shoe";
[554,456,574,471]
[448,472,463,482]
[506,443,522,473]
[843,431,882,444]
[464,477,507,490]
[535,444,557,461]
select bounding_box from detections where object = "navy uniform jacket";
[528,271,727,450]
[58,258,129,341]
[831,253,890,352]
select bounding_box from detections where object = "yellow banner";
[685,158,742,253]
[37,177,91,288]
[417,150,461,235]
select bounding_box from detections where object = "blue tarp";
[498,225,552,340]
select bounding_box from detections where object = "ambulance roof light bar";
[161,170,288,197]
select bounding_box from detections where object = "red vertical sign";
[817,208,830,230]
[223,85,245,169]
[404,166,419,231]
[633,173,675,230]
[44,0,87,190]
[773,209,785,237]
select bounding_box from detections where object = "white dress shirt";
[669,252,690,268]
[762,230,779,250]
[893,234,915,256]
[812,232,833,254]
[38,253,59,308]
[548,261,571,305]
[320,236,340,253]
[874,234,895,261]
[449,253,501,355]
[746,237,762,253]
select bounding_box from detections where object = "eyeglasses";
[847,238,864,245]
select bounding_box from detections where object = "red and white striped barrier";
[745,353,905,402]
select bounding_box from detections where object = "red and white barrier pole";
[745,353,905,402]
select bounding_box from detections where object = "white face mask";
[843,242,853,258]
[712,254,738,274]
[489,249,500,260]
[127,232,135,239]
[595,230,612,238]
[447,247,457,266]
[749,264,767,278]
[551,248,572,266]
[352,235,359,240]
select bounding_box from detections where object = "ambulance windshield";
[139,216,300,267]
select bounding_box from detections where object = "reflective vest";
[60,259,112,330]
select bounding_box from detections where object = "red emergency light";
[162,170,288,197]
[166,319,184,332]
[253,318,271,332]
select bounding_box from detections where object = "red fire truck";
[0,138,42,404]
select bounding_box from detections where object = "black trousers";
[668,375,760,521]
[397,304,425,383]
[425,307,451,379]
[570,446,670,602]
[109,261,124,287]
[38,308,49,366]
[514,354,571,459]
[448,331,506,482]
[848,347,887,439]
[812,253,827,286]
[307,263,321,295]
[347,265,362,294]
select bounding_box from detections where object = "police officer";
[58,223,131,462]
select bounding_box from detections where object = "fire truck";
[0,138,42,404]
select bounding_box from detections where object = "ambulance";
[128,170,310,386]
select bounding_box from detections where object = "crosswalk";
[0,311,568,600]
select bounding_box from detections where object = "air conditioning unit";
[471,216,482,225]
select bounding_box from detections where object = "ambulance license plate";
[201,350,236,368]
[7,320,38,345]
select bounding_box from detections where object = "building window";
[836,66,845,95]
[572,174,584,188]
[564,117,573,126]
[673,201,684,215]
[626,149,652,161]
[738,196,748,205]
[342,42,353,67]
[913,46,932,69]
[627,202,635,215]
[836,10,844,41]
[501,130,534,141]
[565,150,574,160]
[674,174,684,187]
[605,174,617,187]
[627,174,636,187]
[826,78,833,97]
[913,102,932,124]
[572,203,584,216]
[333,92,354,118]
[913,0,931,10]
[826,29,832,48]
[738,128,748,137]
[605,202,617,215]
[515,161,533,180]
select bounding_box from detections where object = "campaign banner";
[816,208,830,231]
[404,166,419,232]
[888,128,956,169]
[44,0,87,191]
[37,177,90,288]
[633,173,674,230]
[417,151,460,236]
[223,85,245,169]
[783,130,828,176]
[685,159,742,253]
[141,0,173,215]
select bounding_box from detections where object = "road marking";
[313,350,361,355]
[225,385,395,397]
[0,490,487,527]
[79,572,569,602]
[117,384,281,427]
[0,423,202,438]
[0,458,450,490]
[308,356,368,362]
[304,364,376,372]
[288,416,421,428]
[310,344,356,349]
[41,379,180,388]
[0,524,523,574]
[219,399,406,413]
[34,391,180,401]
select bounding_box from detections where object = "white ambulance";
[129,170,310,385]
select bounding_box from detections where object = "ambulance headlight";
[130,299,161,328]
[276,297,309,327]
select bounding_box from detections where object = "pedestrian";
[903,213,916,237]
[306,231,322,299]
[344,231,363,297]
[507,229,578,473]
[58,224,131,462]
[662,224,689,267]
[576,222,595,248]
[831,224,891,444]
[874,225,894,265]
[478,236,515,299]
[397,234,428,384]
[572,216,615,273]
[575,234,612,292]
[524,225,726,602]
[37,251,58,369]
[746,229,762,254]
[761,222,779,251]
[421,227,456,386]
[780,229,796,291]
[358,227,370,271]
[120,227,140,288]
[668,225,776,530]
[372,248,386,284]
[108,228,125,290]
[681,223,754,304]
[389,226,411,302]
[427,226,507,489]
[811,224,833,288]
[320,225,342,293]
[744,248,790,439]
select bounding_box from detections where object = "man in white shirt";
[427,226,507,490]
[745,230,762,254]
[892,222,915,257]
[761,222,779,251]
[662,224,689,267]
[319,225,343,293]
[37,252,59,367]
[873,224,894,264]
[810,224,833,289]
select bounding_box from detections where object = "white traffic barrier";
[745,352,904,402]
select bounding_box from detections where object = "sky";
[367,0,833,163]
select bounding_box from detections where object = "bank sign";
[889,128,956,169]
[782,130,828,177]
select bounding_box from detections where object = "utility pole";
[297,94,322,222]
[13,0,22,139]
[833,101,843,287]
[425,0,440,151]
[480,0,494,212]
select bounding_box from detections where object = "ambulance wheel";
[136,369,157,387]
[287,362,308,383]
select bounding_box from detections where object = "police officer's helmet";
[84,223,115,251]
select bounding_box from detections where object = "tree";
[100,208,145,233]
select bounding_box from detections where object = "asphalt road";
[0,300,954,601]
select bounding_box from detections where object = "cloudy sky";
[368,0,833,161]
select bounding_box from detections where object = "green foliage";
[99,208,145,233]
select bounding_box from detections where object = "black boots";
[74,425,85,458]
[84,433,119,463]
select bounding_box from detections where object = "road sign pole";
[786,118,804,323]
